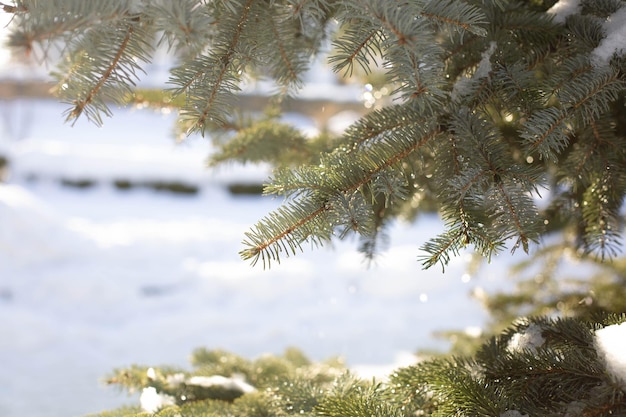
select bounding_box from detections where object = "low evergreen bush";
[91,315,626,417]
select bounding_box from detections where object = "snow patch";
[451,41,497,101]
[187,375,256,394]
[595,322,626,390]
[183,258,314,281]
[464,326,483,338]
[592,6,626,66]
[546,0,581,24]
[327,111,361,136]
[0,184,93,264]
[166,373,186,387]
[351,351,419,380]
[507,323,545,354]
[3,100,272,186]
[140,387,176,413]
[475,41,498,79]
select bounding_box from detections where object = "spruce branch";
[345,0,450,105]
[8,0,131,56]
[240,199,334,268]
[258,3,313,91]
[419,210,506,271]
[491,61,542,116]
[549,56,594,98]
[580,0,624,18]
[386,316,626,417]
[521,107,571,161]
[564,14,605,54]
[208,119,310,166]
[63,19,137,124]
[94,315,626,416]
[417,129,507,270]
[371,169,410,208]
[329,192,376,239]
[420,108,543,269]
[264,165,333,199]
[148,0,215,57]
[267,14,301,87]
[420,0,488,38]
[487,182,541,254]
[262,123,420,200]
[53,14,153,126]
[286,0,334,44]
[317,380,403,417]
[420,229,470,271]
[403,358,503,416]
[329,25,383,77]
[289,0,315,18]
[10,0,626,269]
[193,0,252,132]
[172,0,255,135]
[564,65,624,126]
[522,62,624,161]
[241,123,440,266]
[581,171,622,260]
[337,103,439,155]
[357,195,391,264]
[497,6,560,46]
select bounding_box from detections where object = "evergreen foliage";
[88,315,626,417]
[6,3,626,414]
[5,0,626,268]
[480,243,626,330]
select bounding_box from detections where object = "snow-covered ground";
[3,7,626,417]
[0,97,515,417]
[0,16,514,414]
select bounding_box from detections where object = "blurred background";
[0,13,515,417]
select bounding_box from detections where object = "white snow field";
[3,6,625,416]
[0,97,512,417]
[0,18,519,413]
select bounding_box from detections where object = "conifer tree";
[5,2,626,416]
[5,0,626,269]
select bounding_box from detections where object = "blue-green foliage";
[7,0,626,267]
[88,315,626,417]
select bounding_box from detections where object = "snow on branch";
[506,323,545,354]
[546,0,581,24]
[595,322,626,391]
[451,41,496,101]
[592,6,626,65]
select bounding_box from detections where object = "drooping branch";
[195,0,254,131]
[67,21,136,122]
[241,126,440,266]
